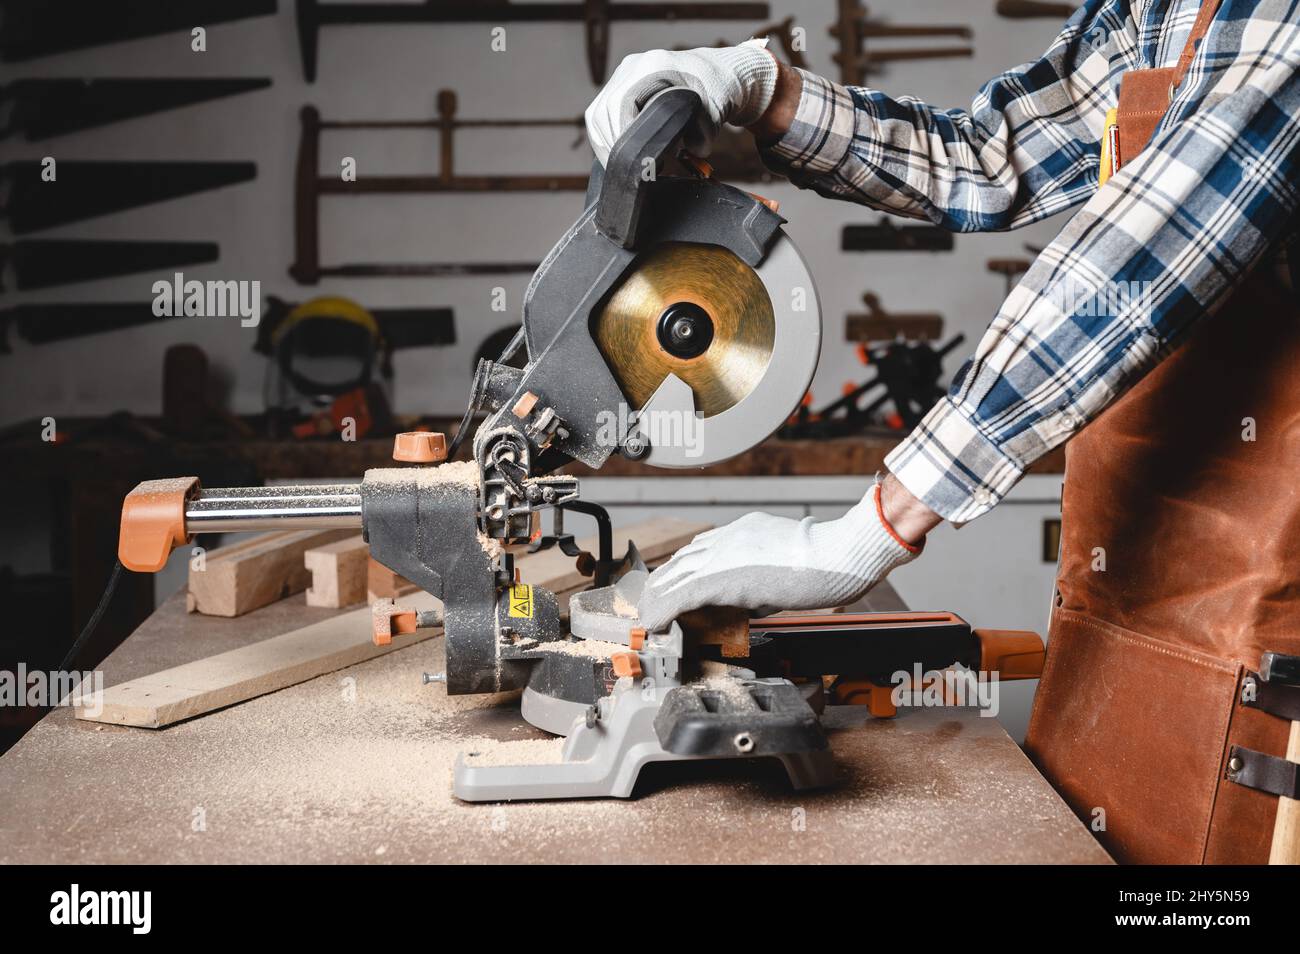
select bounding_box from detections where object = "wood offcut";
[82,518,710,729]
[187,528,357,617]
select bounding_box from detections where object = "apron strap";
[1173,0,1223,93]
[1227,746,1300,800]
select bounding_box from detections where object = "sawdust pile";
[691,676,754,706]
[533,637,627,659]
[610,592,638,619]
[477,532,503,560]
[142,476,199,492]
[697,659,744,680]
[364,461,481,491]
[417,461,480,487]
[461,738,566,767]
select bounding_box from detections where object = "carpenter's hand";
[584,40,778,166]
[637,482,923,631]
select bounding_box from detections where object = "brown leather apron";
[1023,0,1300,864]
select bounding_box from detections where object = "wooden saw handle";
[1270,721,1300,864]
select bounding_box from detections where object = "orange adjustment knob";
[612,652,642,679]
[628,628,647,650]
[392,431,447,463]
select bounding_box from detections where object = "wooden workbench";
[0,583,1109,864]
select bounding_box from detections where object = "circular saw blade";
[591,232,821,468]
[593,242,775,418]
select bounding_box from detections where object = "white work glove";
[638,482,922,632]
[584,39,778,166]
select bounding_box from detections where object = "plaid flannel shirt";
[762,0,1300,523]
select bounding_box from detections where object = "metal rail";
[185,485,363,532]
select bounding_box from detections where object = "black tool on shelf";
[2,161,257,234]
[0,0,278,61]
[0,240,219,291]
[0,78,272,141]
[255,297,457,359]
[783,295,964,439]
[996,0,1079,20]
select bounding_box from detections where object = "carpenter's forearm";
[880,472,943,547]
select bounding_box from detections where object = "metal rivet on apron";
[1228,756,1243,773]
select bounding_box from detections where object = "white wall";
[1,1,1071,425]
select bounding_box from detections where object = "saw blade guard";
[478,87,820,474]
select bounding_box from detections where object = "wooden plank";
[681,606,750,658]
[79,518,711,729]
[77,591,442,728]
[187,528,357,617]
[304,535,370,608]
[366,556,416,601]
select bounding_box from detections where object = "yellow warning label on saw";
[508,584,534,619]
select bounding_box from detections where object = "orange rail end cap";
[118,477,200,573]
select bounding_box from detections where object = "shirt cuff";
[759,69,857,177]
[883,397,1027,524]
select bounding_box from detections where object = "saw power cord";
[57,559,124,673]
[447,325,527,462]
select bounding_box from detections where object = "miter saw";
[116,90,1044,801]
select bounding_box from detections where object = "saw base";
[456,573,836,801]
[453,676,835,802]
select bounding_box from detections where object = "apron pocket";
[1025,609,1239,864]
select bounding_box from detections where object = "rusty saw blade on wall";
[290,95,590,284]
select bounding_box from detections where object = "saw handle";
[594,86,703,249]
